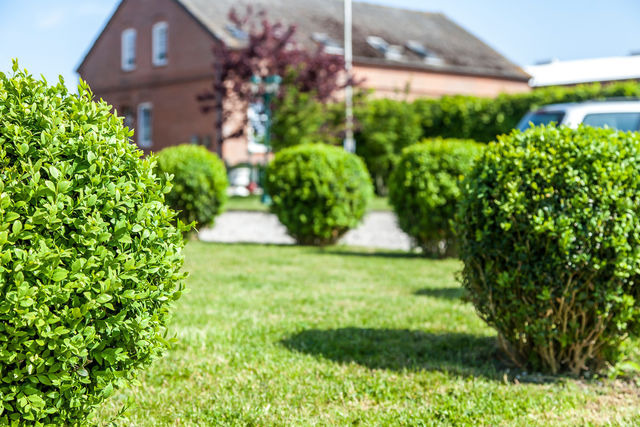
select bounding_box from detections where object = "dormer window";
[311,32,344,55]
[366,36,403,61]
[152,21,168,66]
[366,36,388,54]
[121,28,136,71]
[225,24,248,41]
[406,40,444,66]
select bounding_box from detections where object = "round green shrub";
[456,125,640,374]
[156,144,228,229]
[0,64,186,423]
[388,139,481,256]
[266,144,373,245]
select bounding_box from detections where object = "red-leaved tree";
[198,7,351,154]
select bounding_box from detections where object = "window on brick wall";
[121,28,136,71]
[137,103,153,148]
[152,21,168,66]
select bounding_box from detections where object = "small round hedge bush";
[266,144,373,245]
[457,125,640,374]
[156,144,228,229]
[388,138,481,256]
[0,64,186,423]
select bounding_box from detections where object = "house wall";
[78,0,220,153]
[103,78,216,152]
[353,64,530,99]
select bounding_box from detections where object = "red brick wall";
[103,78,216,153]
[78,0,219,154]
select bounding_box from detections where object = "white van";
[517,99,640,132]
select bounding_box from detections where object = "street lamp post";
[249,74,282,204]
[343,0,355,153]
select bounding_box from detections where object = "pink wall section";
[354,64,530,99]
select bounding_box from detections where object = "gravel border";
[198,211,413,251]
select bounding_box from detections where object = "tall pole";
[343,0,355,153]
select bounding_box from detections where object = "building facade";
[78,0,530,165]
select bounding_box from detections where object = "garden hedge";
[266,144,373,245]
[354,98,422,195]
[389,139,481,256]
[0,63,186,423]
[456,125,640,374]
[413,80,640,143]
[156,144,228,230]
[353,81,640,192]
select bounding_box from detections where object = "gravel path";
[198,211,413,251]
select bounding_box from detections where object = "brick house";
[77,0,530,165]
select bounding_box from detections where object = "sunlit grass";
[94,242,640,425]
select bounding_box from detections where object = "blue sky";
[1,0,640,89]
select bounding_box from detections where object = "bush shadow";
[281,327,510,380]
[414,287,466,300]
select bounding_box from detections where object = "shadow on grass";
[415,287,466,300]
[281,327,509,380]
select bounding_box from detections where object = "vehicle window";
[582,112,640,132]
[517,111,565,131]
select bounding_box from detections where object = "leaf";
[96,294,112,304]
[49,165,60,179]
[17,143,29,155]
[52,268,68,282]
[12,220,22,235]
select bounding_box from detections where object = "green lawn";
[227,195,391,212]
[94,242,640,425]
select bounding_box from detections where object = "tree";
[198,7,352,153]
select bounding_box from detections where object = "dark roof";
[175,0,529,81]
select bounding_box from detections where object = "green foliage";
[156,144,228,230]
[353,82,640,196]
[355,98,422,195]
[413,80,640,143]
[266,144,373,245]
[0,63,186,423]
[389,139,481,256]
[271,86,326,152]
[456,125,640,374]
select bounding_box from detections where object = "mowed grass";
[226,195,391,212]
[94,242,640,425]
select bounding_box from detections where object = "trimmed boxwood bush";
[0,64,186,423]
[156,144,228,229]
[456,125,640,374]
[388,139,481,256]
[266,144,373,245]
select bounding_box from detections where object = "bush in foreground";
[389,139,481,256]
[0,64,186,423]
[156,144,228,230]
[266,144,373,245]
[457,125,640,374]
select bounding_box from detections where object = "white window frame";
[137,102,153,148]
[152,21,168,66]
[121,28,137,71]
